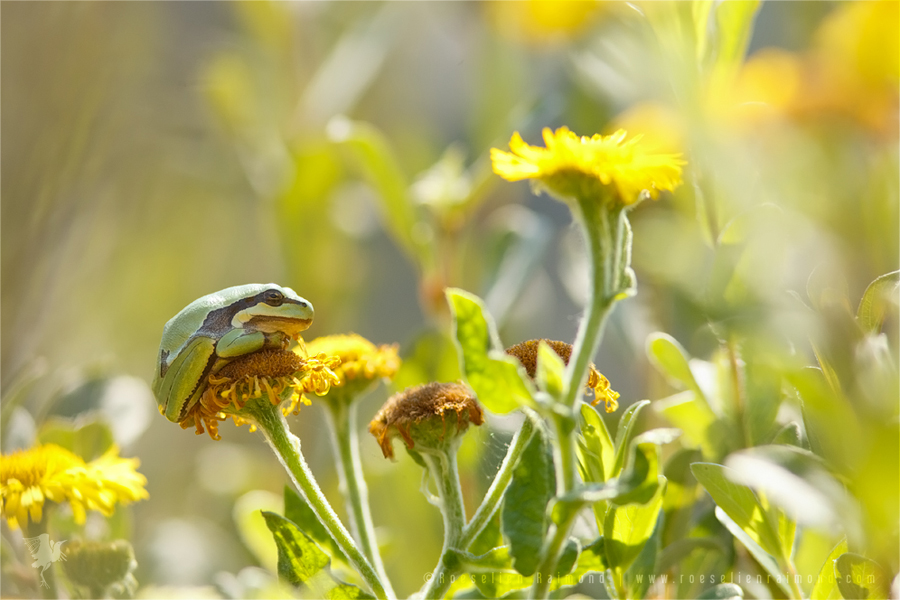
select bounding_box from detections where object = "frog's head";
[231,284,314,337]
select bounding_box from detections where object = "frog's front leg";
[216,329,266,358]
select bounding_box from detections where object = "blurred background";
[1,1,897,598]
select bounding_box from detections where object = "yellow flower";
[491,127,684,206]
[505,339,619,412]
[304,334,400,397]
[184,349,341,440]
[1,444,148,530]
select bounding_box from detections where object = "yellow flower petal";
[491,126,685,206]
[0,444,147,529]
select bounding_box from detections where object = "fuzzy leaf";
[447,288,533,414]
[261,511,373,599]
[604,477,666,576]
[691,463,783,559]
[578,402,615,483]
[284,486,348,565]
[612,400,651,476]
[501,425,555,576]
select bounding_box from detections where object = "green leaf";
[713,507,792,597]
[612,400,651,476]
[536,341,566,399]
[454,546,530,598]
[557,538,580,577]
[709,0,760,73]
[501,424,554,576]
[692,0,716,63]
[38,418,115,462]
[723,445,848,532]
[646,334,703,397]
[690,463,783,559]
[772,422,803,448]
[696,583,744,599]
[612,443,661,507]
[569,537,607,579]
[810,538,847,600]
[284,486,348,565]
[446,288,534,414]
[262,511,330,588]
[604,478,666,588]
[261,511,373,599]
[654,391,722,458]
[657,538,727,573]
[834,553,891,600]
[626,520,660,600]
[605,477,664,568]
[857,270,899,335]
[578,402,615,483]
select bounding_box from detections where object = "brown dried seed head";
[217,350,305,380]
[369,382,484,459]
[505,339,619,412]
[505,339,573,378]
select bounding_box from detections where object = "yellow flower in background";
[1,444,148,529]
[486,0,607,45]
[491,127,684,206]
[303,334,401,403]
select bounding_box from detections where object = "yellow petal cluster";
[1,444,148,529]
[491,127,684,206]
[304,334,401,388]
[184,349,342,440]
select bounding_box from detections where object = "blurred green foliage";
[2,1,897,599]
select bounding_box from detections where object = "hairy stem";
[533,197,627,599]
[246,398,388,600]
[420,413,538,599]
[325,402,396,599]
[421,451,467,599]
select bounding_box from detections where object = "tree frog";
[152,283,314,423]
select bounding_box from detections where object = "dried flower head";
[304,334,401,402]
[0,444,148,529]
[180,349,341,440]
[369,382,484,459]
[491,127,684,206]
[506,339,619,412]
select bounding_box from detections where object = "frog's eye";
[264,290,285,306]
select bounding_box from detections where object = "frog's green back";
[159,283,273,363]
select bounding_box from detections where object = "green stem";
[420,450,467,599]
[560,198,621,410]
[324,402,396,600]
[420,414,538,599]
[785,559,804,600]
[533,198,628,599]
[245,398,388,600]
[530,507,578,600]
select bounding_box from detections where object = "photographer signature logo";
[24,534,67,588]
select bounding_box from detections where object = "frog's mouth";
[246,316,312,337]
